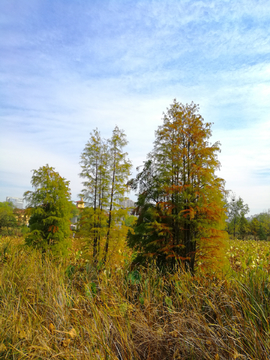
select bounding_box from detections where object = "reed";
[0,236,270,359]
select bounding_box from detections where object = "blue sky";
[1,0,270,216]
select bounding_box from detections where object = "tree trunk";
[103,163,115,265]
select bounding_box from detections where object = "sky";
[1,0,270,216]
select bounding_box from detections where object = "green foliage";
[258,223,267,240]
[226,194,249,239]
[226,194,269,241]
[78,206,108,261]
[0,202,17,235]
[250,211,270,240]
[24,164,73,257]
[127,201,169,267]
[127,269,141,285]
[80,129,110,210]
[103,126,132,264]
[128,100,227,273]
[124,215,137,228]
[79,126,132,264]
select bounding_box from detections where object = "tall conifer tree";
[128,100,227,273]
[80,126,132,264]
[79,129,110,262]
[103,126,132,264]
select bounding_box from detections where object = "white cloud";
[1,0,270,216]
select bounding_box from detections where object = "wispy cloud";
[1,0,270,214]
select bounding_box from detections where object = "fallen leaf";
[68,328,77,339]
[49,323,55,333]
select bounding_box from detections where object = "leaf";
[68,328,77,339]
[165,296,173,308]
[127,270,141,285]
[139,294,144,305]
[48,323,55,333]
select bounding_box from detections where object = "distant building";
[119,199,135,209]
[6,196,24,209]
[119,198,135,215]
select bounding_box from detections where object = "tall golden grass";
[0,236,270,359]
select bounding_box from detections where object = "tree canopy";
[226,194,249,239]
[24,165,73,256]
[0,202,17,235]
[79,126,132,264]
[128,100,227,273]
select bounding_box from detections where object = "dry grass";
[1,236,270,359]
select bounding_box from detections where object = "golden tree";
[128,100,227,273]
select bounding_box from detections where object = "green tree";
[256,211,270,240]
[103,126,132,264]
[226,194,249,239]
[249,217,260,240]
[0,202,17,235]
[124,215,137,228]
[249,211,270,240]
[79,126,132,265]
[128,100,227,273]
[79,129,110,262]
[24,165,73,256]
[238,213,250,240]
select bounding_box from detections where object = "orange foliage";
[129,100,227,273]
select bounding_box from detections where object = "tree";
[24,165,73,256]
[226,194,249,239]
[256,211,270,240]
[0,202,17,235]
[249,211,270,240]
[79,126,132,265]
[128,100,227,273]
[79,129,110,262]
[103,126,132,264]
[249,217,260,241]
[238,213,250,240]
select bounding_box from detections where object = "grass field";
[0,236,270,359]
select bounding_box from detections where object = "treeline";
[226,194,270,240]
[0,201,29,236]
[1,100,269,273]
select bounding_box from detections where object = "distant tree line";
[0,201,29,236]
[226,194,270,241]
